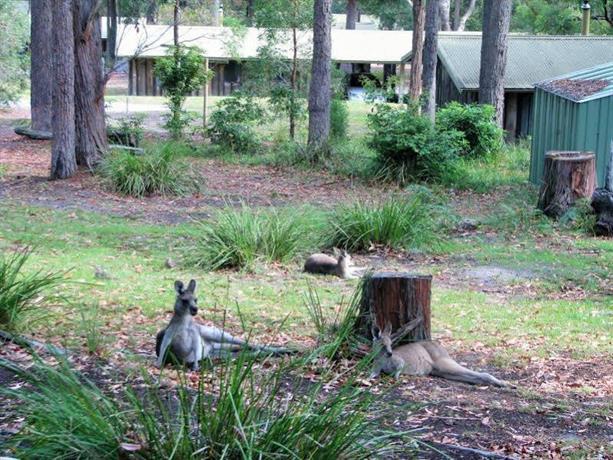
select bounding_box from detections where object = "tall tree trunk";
[30,0,52,132]
[290,27,298,140]
[346,0,358,29]
[51,0,77,180]
[409,0,425,101]
[439,0,451,31]
[454,0,477,31]
[174,0,180,46]
[211,0,220,26]
[106,0,117,72]
[307,0,332,149]
[74,0,107,169]
[146,0,158,24]
[479,0,512,126]
[452,0,461,30]
[422,0,440,120]
[246,0,255,25]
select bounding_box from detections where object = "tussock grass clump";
[187,205,325,271]
[327,193,444,252]
[1,351,415,459]
[0,249,64,331]
[98,143,203,198]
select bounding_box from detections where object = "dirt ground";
[0,111,612,459]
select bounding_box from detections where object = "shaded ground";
[1,112,612,458]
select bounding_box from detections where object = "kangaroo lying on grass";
[304,249,352,278]
[156,280,291,370]
[370,322,511,387]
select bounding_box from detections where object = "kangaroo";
[304,249,351,278]
[156,280,291,370]
[370,323,511,388]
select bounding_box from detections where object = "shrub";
[368,104,466,184]
[187,205,324,270]
[330,98,349,140]
[326,193,444,252]
[98,143,203,197]
[207,92,264,154]
[436,102,504,157]
[0,249,64,331]
[560,198,597,234]
[107,113,146,147]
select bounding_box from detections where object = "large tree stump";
[537,151,596,218]
[358,272,432,343]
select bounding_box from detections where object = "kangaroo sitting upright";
[304,249,351,278]
[370,323,511,388]
[156,280,290,370]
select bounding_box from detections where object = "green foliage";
[0,1,28,106]
[154,45,210,138]
[330,98,349,140]
[326,193,446,252]
[98,143,203,197]
[368,104,466,183]
[208,92,264,153]
[187,205,325,271]
[560,198,597,235]
[107,113,146,147]
[0,249,64,332]
[436,102,504,158]
[358,0,412,30]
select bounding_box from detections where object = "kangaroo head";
[174,279,198,316]
[371,322,393,357]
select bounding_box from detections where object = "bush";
[98,143,203,197]
[208,93,264,154]
[436,102,504,157]
[330,98,349,140]
[0,249,64,331]
[107,113,146,147]
[326,193,445,252]
[368,104,466,184]
[187,205,324,270]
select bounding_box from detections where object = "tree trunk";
[479,0,512,127]
[454,0,476,31]
[409,0,425,101]
[51,0,77,180]
[439,0,451,30]
[290,27,298,140]
[346,0,358,29]
[212,0,220,26]
[246,0,255,25]
[146,0,158,24]
[30,0,53,133]
[174,0,180,46]
[307,0,332,149]
[422,0,440,121]
[452,0,461,30]
[591,142,613,236]
[106,0,117,72]
[74,0,107,169]
[537,151,596,218]
[358,273,432,343]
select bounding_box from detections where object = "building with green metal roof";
[401,34,613,139]
[530,62,613,186]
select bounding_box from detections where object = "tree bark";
[454,0,477,31]
[439,0,451,31]
[479,0,512,127]
[290,27,298,140]
[346,0,358,29]
[106,0,117,71]
[307,0,332,149]
[74,0,107,169]
[51,0,77,180]
[422,0,440,121]
[174,0,180,46]
[146,0,158,24]
[358,273,432,344]
[212,0,220,26]
[409,0,425,102]
[246,0,255,25]
[537,151,596,218]
[30,0,53,133]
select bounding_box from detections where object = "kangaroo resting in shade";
[156,280,291,370]
[304,249,352,278]
[370,322,512,388]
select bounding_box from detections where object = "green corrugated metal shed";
[530,62,613,186]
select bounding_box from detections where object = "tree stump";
[358,272,432,343]
[537,151,596,218]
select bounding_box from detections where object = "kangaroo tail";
[432,359,511,388]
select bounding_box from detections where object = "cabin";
[401,34,613,139]
[115,24,413,98]
[530,62,613,186]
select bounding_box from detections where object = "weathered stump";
[358,272,431,343]
[537,151,596,218]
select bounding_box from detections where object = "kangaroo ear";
[383,323,392,336]
[332,247,340,256]
[174,280,185,294]
[187,279,197,293]
[371,324,380,339]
